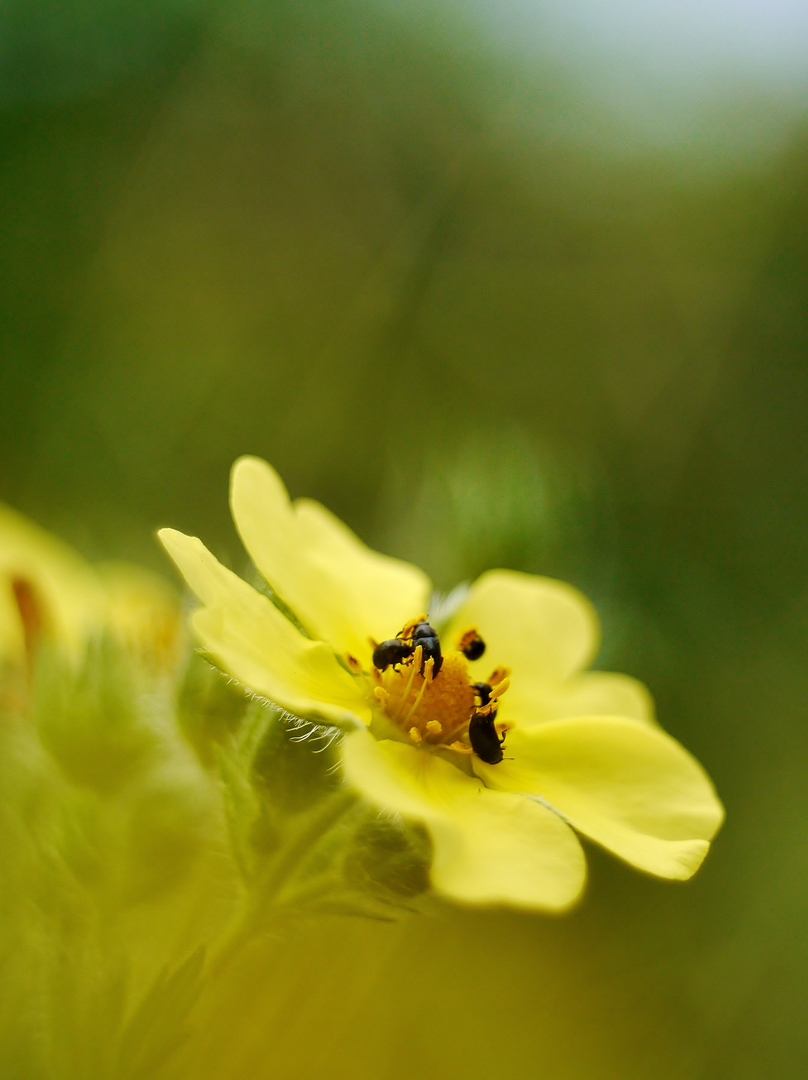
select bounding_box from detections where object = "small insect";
[372,638,415,671]
[411,620,443,677]
[472,681,493,707]
[468,708,506,764]
[457,627,486,662]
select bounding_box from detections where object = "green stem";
[209,787,359,975]
[259,787,359,902]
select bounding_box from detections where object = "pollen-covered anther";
[374,686,390,705]
[487,665,511,687]
[490,678,510,701]
[446,740,473,755]
[408,726,422,744]
[425,720,442,736]
[400,613,428,640]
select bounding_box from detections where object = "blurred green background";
[2,0,808,1077]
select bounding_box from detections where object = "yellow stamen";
[456,626,481,650]
[445,740,473,755]
[490,678,510,700]
[403,656,434,725]
[487,665,511,687]
[395,644,423,720]
[372,623,511,755]
[399,613,427,640]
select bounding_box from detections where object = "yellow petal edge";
[341,729,587,911]
[230,456,431,665]
[447,568,601,685]
[158,528,370,727]
[476,716,724,880]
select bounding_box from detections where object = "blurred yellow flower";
[0,504,183,673]
[96,561,186,671]
[160,457,723,912]
[0,504,105,666]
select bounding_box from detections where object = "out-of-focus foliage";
[2,0,808,1077]
[0,518,435,1079]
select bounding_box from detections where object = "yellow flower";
[159,456,724,912]
[0,504,105,666]
[0,504,183,673]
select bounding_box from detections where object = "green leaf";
[115,949,206,1080]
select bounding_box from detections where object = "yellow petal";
[159,529,370,726]
[446,569,600,692]
[475,717,724,880]
[230,457,431,666]
[0,503,105,663]
[341,730,586,910]
[504,670,656,728]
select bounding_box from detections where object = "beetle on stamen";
[370,616,511,762]
[468,707,507,764]
[372,637,415,672]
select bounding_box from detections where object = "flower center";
[367,617,511,757]
[376,650,475,747]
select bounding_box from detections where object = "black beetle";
[372,638,415,671]
[411,621,443,677]
[468,709,505,764]
[459,629,486,662]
